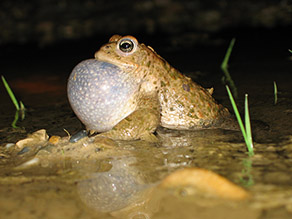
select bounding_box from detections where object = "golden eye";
[119,39,134,53]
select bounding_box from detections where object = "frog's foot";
[199,107,239,131]
[212,115,240,131]
[96,108,160,141]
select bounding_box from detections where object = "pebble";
[69,130,88,143]
[5,143,15,149]
[49,135,61,145]
[17,147,30,155]
[14,157,40,170]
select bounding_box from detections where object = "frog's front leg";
[98,108,159,141]
[97,94,160,141]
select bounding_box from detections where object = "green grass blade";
[19,101,26,120]
[226,85,254,155]
[2,75,26,127]
[20,101,25,110]
[221,38,238,98]
[273,81,278,105]
[11,111,20,128]
[1,75,20,110]
[226,85,247,140]
[239,157,254,187]
[244,94,254,154]
[221,38,236,68]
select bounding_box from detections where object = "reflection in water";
[240,156,254,187]
[0,126,255,218]
[77,157,155,217]
[76,129,252,218]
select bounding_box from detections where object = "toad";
[68,35,235,140]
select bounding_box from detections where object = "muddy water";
[1,34,292,219]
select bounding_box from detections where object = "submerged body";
[68,35,234,140]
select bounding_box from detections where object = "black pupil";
[120,40,133,52]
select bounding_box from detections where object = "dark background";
[0,0,291,46]
[1,0,291,77]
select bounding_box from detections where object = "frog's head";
[95,35,159,79]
